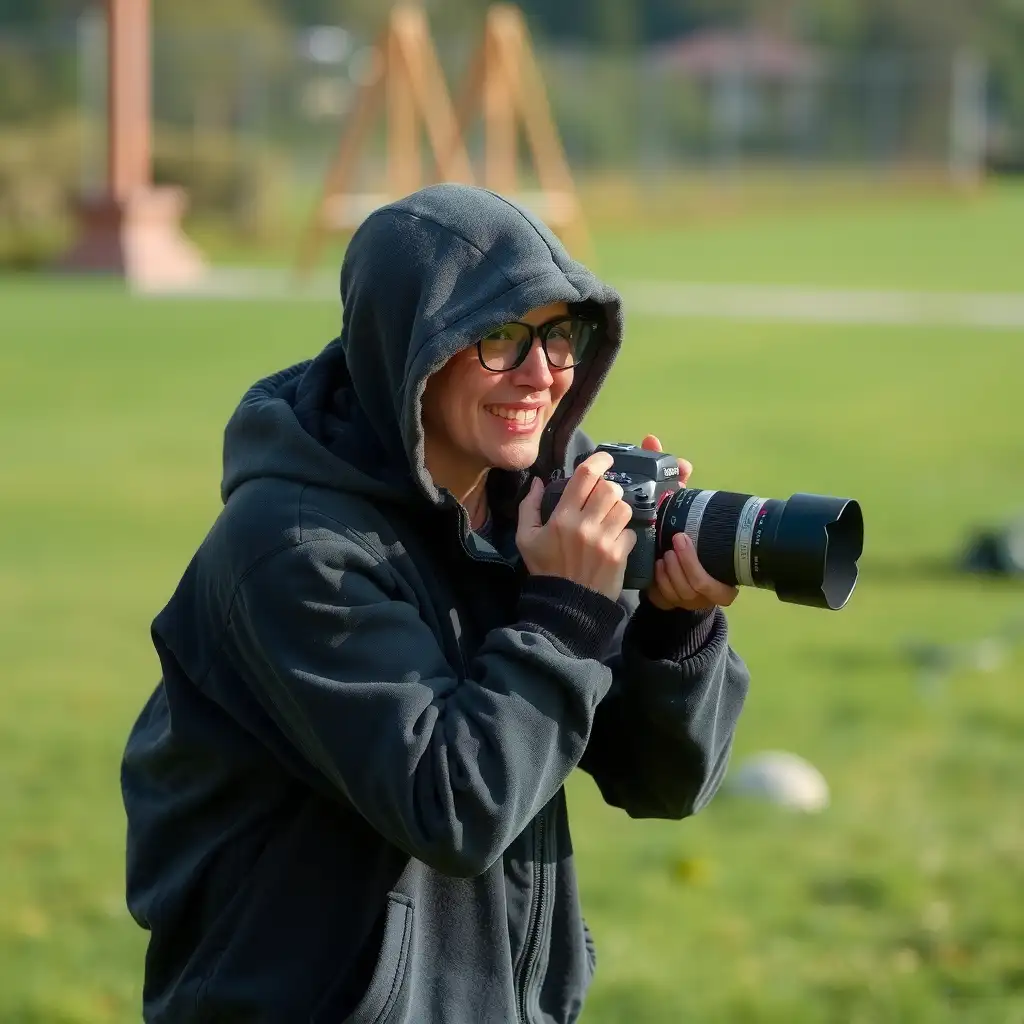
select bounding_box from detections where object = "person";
[120,183,750,1024]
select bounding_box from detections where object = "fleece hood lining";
[403,277,603,505]
[221,183,624,513]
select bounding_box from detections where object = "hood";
[221,183,624,508]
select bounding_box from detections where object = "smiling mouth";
[485,406,540,426]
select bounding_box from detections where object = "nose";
[511,338,555,390]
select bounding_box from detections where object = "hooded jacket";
[121,184,750,1024]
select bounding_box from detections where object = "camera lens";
[657,488,864,610]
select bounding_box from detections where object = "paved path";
[137,269,1024,330]
[622,281,1024,330]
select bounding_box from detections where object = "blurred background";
[1,1,1022,1022]
[3,0,1024,261]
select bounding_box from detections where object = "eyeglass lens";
[478,319,589,371]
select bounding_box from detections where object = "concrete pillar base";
[57,186,206,290]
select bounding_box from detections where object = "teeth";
[489,407,538,424]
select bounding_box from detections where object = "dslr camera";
[540,442,864,610]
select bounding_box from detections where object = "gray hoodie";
[121,184,750,1024]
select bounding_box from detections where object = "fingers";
[655,546,714,610]
[560,450,614,510]
[518,461,636,600]
[582,478,624,523]
[669,534,738,607]
[603,492,634,532]
[617,525,639,559]
[640,436,694,487]
[517,476,544,531]
[558,472,632,557]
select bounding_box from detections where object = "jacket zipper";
[454,496,548,1022]
[517,806,549,1023]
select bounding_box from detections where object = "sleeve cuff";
[517,576,628,661]
[625,594,718,661]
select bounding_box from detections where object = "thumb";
[641,434,663,452]
[518,476,544,530]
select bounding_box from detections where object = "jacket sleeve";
[577,591,750,819]
[212,537,627,879]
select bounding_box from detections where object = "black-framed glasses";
[476,317,598,373]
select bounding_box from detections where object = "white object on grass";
[728,751,830,812]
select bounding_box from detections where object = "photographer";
[121,184,750,1023]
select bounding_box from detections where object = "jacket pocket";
[312,892,415,1024]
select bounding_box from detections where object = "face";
[422,301,576,493]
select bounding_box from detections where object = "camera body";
[539,442,681,590]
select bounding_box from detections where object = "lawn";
[594,181,1024,292]
[1,185,1022,1023]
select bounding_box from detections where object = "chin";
[490,439,542,471]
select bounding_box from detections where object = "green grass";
[593,181,1024,292]
[1,186,1023,1023]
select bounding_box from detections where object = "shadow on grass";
[808,873,891,910]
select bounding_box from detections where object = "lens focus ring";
[682,490,717,548]
[733,496,767,587]
[659,488,764,587]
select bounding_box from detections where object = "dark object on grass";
[961,516,1024,577]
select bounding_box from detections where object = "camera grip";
[624,519,657,592]
[539,478,569,525]
[540,478,658,592]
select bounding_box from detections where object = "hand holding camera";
[531,440,864,611]
[516,439,740,611]
[516,450,638,601]
[635,435,740,612]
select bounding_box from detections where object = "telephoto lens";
[656,487,863,610]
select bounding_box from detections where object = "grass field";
[2,183,1023,1023]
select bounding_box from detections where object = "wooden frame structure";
[452,4,590,255]
[295,5,473,275]
[295,3,589,277]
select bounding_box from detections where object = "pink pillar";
[59,0,205,289]
[108,0,150,198]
